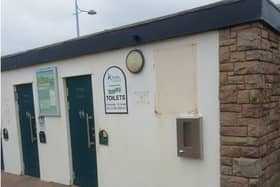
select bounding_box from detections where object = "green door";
[66,75,98,187]
[16,84,40,177]
[1,141,4,170]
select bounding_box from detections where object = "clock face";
[126,49,144,73]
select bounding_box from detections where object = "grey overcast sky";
[1,0,280,55]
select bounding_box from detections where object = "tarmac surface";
[1,172,78,187]
[2,172,280,187]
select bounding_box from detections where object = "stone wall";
[219,22,280,187]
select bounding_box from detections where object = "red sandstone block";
[228,76,244,84]
[222,165,233,175]
[221,104,242,112]
[237,28,262,50]
[222,136,248,146]
[231,52,246,62]
[265,75,274,83]
[220,85,238,103]
[220,29,231,40]
[244,75,265,84]
[261,30,268,39]
[241,147,260,158]
[221,175,249,187]
[221,63,234,72]
[234,61,278,75]
[249,90,267,104]
[261,39,271,50]
[246,50,273,62]
[268,32,278,42]
[248,124,263,137]
[222,127,247,137]
[233,158,262,178]
[234,61,262,74]
[237,90,250,104]
[221,156,233,166]
[241,104,265,118]
[221,112,238,126]
[220,46,230,63]
[220,72,228,85]
[221,38,236,46]
[221,146,242,157]
[238,117,265,127]
[230,45,237,52]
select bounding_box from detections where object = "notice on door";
[103,66,128,114]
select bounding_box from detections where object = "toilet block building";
[1,0,280,187]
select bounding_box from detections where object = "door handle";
[27,112,36,143]
[79,110,85,119]
[86,113,95,148]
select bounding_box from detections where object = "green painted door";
[66,75,98,187]
[16,84,40,177]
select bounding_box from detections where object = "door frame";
[14,82,40,176]
[63,74,99,185]
[62,77,74,184]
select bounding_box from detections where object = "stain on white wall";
[155,44,197,115]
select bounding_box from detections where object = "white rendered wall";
[1,31,220,187]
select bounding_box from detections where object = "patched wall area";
[220,23,280,187]
[154,44,197,114]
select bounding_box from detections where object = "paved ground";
[1,172,77,187]
[2,172,279,187]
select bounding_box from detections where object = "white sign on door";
[103,66,128,114]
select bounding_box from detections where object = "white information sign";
[103,66,128,114]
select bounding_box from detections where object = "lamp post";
[74,0,96,37]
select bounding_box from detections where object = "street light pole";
[75,0,80,37]
[74,0,96,37]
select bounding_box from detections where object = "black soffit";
[1,0,280,72]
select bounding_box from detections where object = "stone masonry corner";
[219,22,280,187]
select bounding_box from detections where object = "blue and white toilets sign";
[103,66,128,114]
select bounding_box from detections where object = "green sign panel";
[36,67,60,116]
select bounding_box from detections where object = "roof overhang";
[1,0,280,72]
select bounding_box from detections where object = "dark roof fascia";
[1,0,279,72]
[260,0,280,31]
